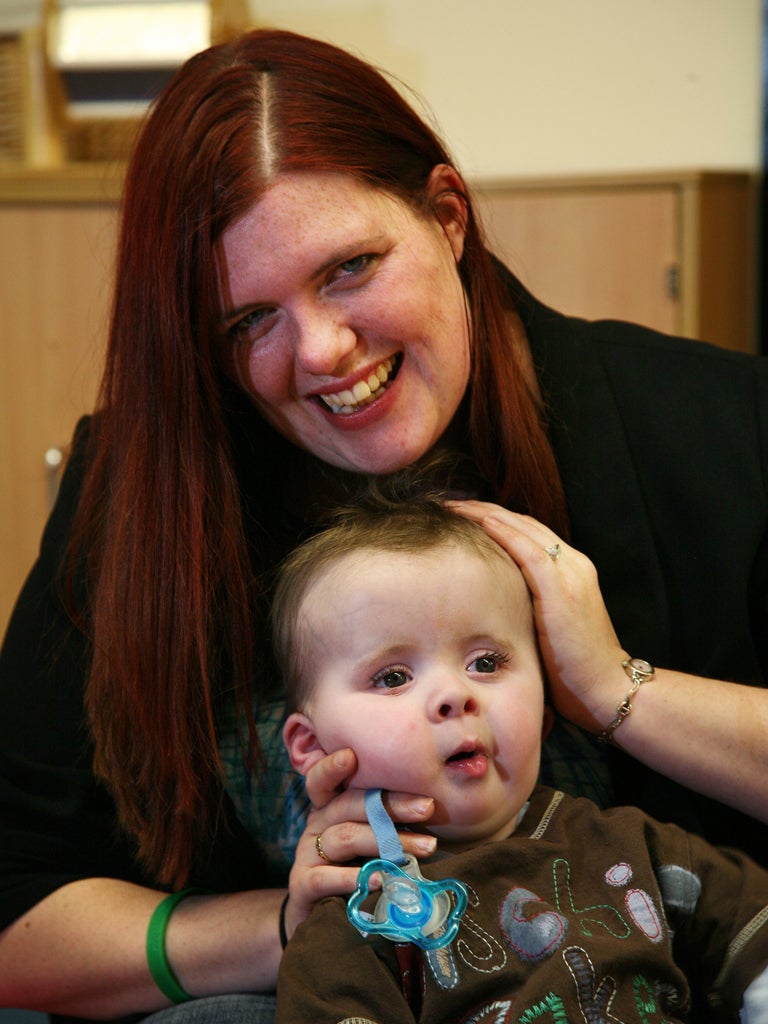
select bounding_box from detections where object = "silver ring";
[315,833,331,863]
[544,544,561,562]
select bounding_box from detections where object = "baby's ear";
[283,712,328,777]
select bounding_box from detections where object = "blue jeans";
[141,995,276,1024]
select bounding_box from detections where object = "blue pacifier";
[346,789,467,950]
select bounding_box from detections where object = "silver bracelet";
[597,658,655,744]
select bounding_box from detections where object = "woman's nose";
[294,308,358,375]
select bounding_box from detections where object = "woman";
[0,27,765,1023]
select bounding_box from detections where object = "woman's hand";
[283,749,436,941]
[449,501,628,732]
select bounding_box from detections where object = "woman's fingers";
[304,747,357,808]
[448,501,574,581]
[304,807,436,867]
[305,751,435,826]
[284,782,436,940]
[448,500,596,597]
[300,754,437,876]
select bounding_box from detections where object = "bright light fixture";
[50,2,211,69]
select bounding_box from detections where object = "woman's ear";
[426,163,468,262]
[283,712,328,777]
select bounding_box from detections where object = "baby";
[273,489,768,1023]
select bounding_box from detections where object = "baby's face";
[293,542,546,848]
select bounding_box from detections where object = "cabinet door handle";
[665,264,680,301]
[45,446,68,510]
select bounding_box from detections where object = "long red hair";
[70,29,567,886]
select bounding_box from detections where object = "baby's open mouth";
[446,746,482,764]
[445,746,489,778]
[317,354,402,414]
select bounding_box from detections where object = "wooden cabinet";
[476,171,757,353]
[0,166,121,636]
[0,167,758,637]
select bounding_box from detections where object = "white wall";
[248,0,763,180]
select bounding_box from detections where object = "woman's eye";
[332,253,376,282]
[469,651,509,674]
[229,306,276,343]
[372,667,411,690]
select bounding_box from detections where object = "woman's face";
[218,168,471,474]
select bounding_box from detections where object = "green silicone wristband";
[146,889,203,1003]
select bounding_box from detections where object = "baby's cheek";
[352,750,410,793]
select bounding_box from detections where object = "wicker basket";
[0,26,66,165]
[0,33,25,160]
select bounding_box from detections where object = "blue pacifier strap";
[365,789,408,865]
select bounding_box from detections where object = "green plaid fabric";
[538,714,614,808]
[219,695,310,879]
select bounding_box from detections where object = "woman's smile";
[314,354,401,415]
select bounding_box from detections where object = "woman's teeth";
[319,357,396,414]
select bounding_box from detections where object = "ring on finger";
[315,832,331,863]
[544,543,561,562]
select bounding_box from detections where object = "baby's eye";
[372,666,411,690]
[468,651,509,674]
